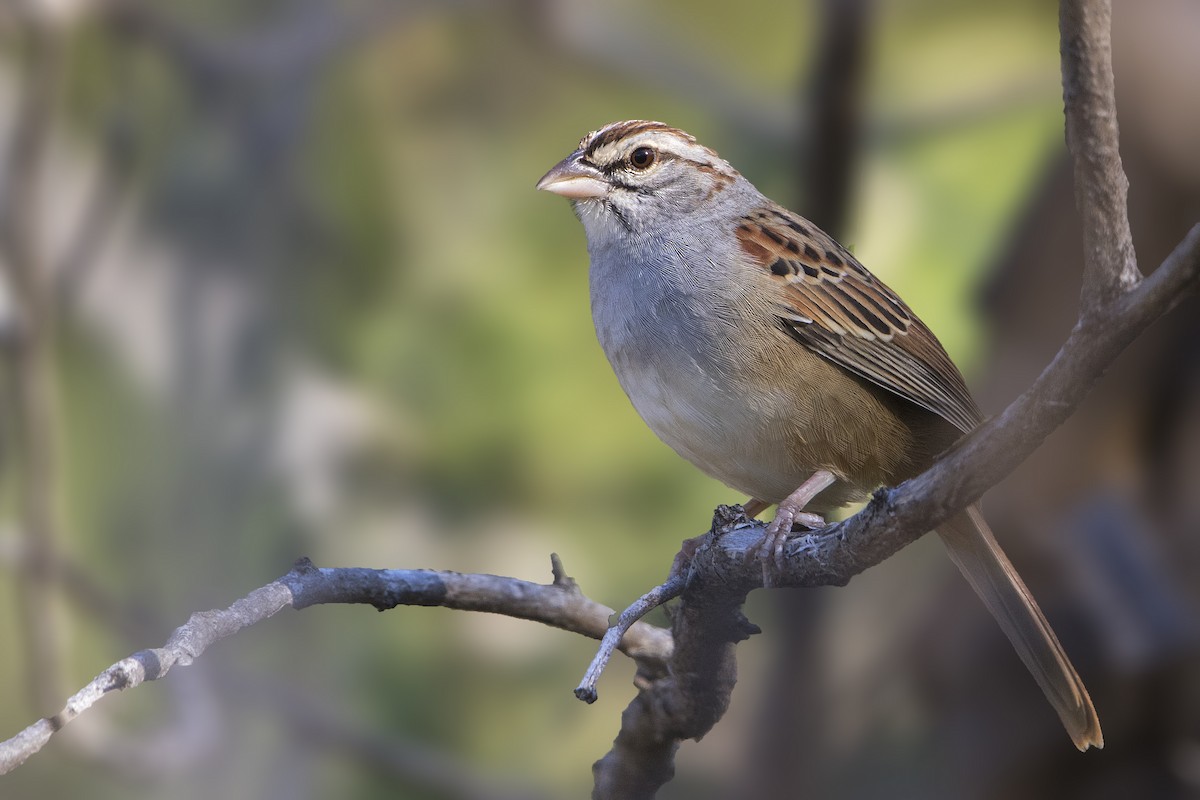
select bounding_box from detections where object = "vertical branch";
[1060,0,1140,306]
[799,0,873,236]
[0,15,69,715]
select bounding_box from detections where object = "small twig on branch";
[575,572,687,703]
[0,556,672,775]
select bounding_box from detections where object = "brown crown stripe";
[583,121,688,156]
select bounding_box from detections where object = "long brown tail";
[936,504,1103,751]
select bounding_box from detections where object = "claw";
[745,470,836,587]
[751,510,826,586]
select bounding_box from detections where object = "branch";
[1060,0,1140,305]
[0,556,672,775]
[0,536,555,794]
[575,573,686,703]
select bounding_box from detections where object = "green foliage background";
[0,1,1069,797]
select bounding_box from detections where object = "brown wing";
[736,204,982,434]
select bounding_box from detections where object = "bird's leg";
[753,470,836,585]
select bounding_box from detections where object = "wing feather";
[736,204,981,434]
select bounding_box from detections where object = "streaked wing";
[736,204,981,434]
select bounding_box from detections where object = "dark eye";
[629,147,656,170]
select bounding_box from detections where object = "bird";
[536,119,1102,751]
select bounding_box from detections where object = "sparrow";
[536,120,1102,750]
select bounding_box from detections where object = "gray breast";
[586,231,796,498]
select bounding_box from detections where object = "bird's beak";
[536,153,609,199]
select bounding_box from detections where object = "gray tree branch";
[0,557,673,775]
[1060,0,1141,305]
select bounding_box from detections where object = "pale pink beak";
[536,153,609,200]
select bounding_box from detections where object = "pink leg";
[753,470,836,585]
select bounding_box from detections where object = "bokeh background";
[2,0,1199,798]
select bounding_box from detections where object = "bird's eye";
[628,147,656,170]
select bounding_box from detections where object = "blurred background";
[1,0,1198,797]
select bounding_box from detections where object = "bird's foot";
[745,470,837,587]
[751,508,826,587]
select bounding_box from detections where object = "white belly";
[602,334,812,504]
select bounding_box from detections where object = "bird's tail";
[936,504,1103,751]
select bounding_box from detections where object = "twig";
[0,556,672,774]
[574,572,686,703]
